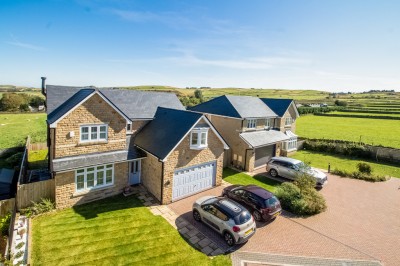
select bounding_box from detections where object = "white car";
[192,196,256,246]
[266,157,328,187]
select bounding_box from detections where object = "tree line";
[0,93,45,112]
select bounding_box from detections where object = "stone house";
[189,95,299,172]
[259,99,300,156]
[44,82,228,208]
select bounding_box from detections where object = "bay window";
[247,119,256,129]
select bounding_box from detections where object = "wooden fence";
[0,198,15,217]
[17,179,55,210]
[28,142,47,151]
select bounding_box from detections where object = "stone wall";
[54,93,127,158]
[54,162,128,209]
[206,115,249,170]
[161,126,225,204]
[140,153,162,202]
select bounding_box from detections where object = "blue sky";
[1,0,399,92]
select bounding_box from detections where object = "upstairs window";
[80,124,108,142]
[265,119,271,129]
[247,119,256,129]
[285,117,294,126]
[190,128,208,149]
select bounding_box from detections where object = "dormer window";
[247,119,256,129]
[190,128,208,149]
[80,124,108,142]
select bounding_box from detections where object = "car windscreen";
[264,196,279,207]
[234,211,251,225]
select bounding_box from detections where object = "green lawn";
[0,113,47,149]
[296,115,400,149]
[223,168,281,192]
[290,150,400,178]
[32,195,230,266]
[28,149,48,169]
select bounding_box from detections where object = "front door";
[129,160,141,185]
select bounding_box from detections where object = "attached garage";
[254,145,276,168]
[172,162,216,201]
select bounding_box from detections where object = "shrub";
[21,198,55,217]
[0,213,11,236]
[332,168,388,182]
[357,162,372,174]
[275,181,326,216]
[294,173,316,192]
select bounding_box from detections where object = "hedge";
[314,113,400,120]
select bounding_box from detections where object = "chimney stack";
[41,77,47,96]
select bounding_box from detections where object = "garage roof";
[240,130,290,148]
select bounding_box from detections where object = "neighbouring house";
[43,78,228,208]
[259,98,300,156]
[189,95,293,172]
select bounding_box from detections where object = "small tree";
[357,162,372,175]
[194,89,204,103]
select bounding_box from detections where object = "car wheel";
[269,169,278,177]
[224,232,235,246]
[253,210,262,222]
[193,210,201,222]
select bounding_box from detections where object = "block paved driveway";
[168,172,400,266]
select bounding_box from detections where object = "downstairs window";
[75,164,114,192]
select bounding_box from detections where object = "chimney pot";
[41,77,47,96]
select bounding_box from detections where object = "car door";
[229,189,245,204]
[245,192,260,212]
[279,161,293,180]
[201,204,225,232]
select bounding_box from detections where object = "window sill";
[73,184,115,197]
[78,140,108,146]
[190,145,208,150]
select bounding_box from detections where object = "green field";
[291,151,400,178]
[296,115,400,148]
[0,113,47,149]
[333,111,400,117]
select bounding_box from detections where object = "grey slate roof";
[47,89,95,124]
[240,130,290,148]
[46,85,185,119]
[52,149,146,172]
[189,95,277,118]
[260,98,296,117]
[135,107,203,160]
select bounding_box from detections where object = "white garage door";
[172,162,216,201]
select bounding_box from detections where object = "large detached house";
[189,95,299,172]
[44,81,228,208]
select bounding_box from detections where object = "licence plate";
[245,229,253,236]
[273,211,281,217]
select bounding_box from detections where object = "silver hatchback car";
[192,196,256,246]
[266,157,328,187]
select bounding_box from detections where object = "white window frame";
[265,118,271,129]
[80,124,108,142]
[75,164,114,192]
[285,117,294,126]
[284,138,298,151]
[190,128,209,149]
[247,119,256,129]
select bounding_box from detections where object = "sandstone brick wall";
[278,108,297,133]
[54,162,128,209]
[54,93,127,158]
[140,152,162,202]
[206,115,249,170]
[161,125,225,204]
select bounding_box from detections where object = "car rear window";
[265,196,279,207]
[234,211,251,225]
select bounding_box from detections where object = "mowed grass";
[291,150,400,178]
[0,113,47,148]
[223,168,281,192]
[296,115,400,148]
[32,195,230,266]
